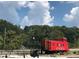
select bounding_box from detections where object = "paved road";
[69,48,79,51]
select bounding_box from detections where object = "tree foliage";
[0,19,26,50]
[0,19,79,49]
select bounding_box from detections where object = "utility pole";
[4,27,6,50]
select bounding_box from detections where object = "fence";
[0,49,31,55]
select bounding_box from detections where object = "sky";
[0,1,79,29]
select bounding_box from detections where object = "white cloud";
[63,7,79,27]
[0,1,54,29]
[20,16,29,29]
[0,2,20,25]
[18,1,26,7]
[0,1,27,26]
[50,6,54,11]
[21,1,54,28]
[27,2,35,9]
[64,14,74,21]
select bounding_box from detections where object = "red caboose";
[41,38,69,54]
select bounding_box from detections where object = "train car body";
[41,38,69,52]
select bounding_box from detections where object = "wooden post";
[4,27,6,50]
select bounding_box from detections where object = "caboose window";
[57,44,64,47]
[57,44,60,46]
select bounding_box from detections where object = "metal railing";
[0,49,31,55]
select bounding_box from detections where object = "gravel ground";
[0,54,79,58]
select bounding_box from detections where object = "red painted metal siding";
[41,38,69,51]
[48,40,69,51]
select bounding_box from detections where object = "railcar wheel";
[59,51,64,55]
